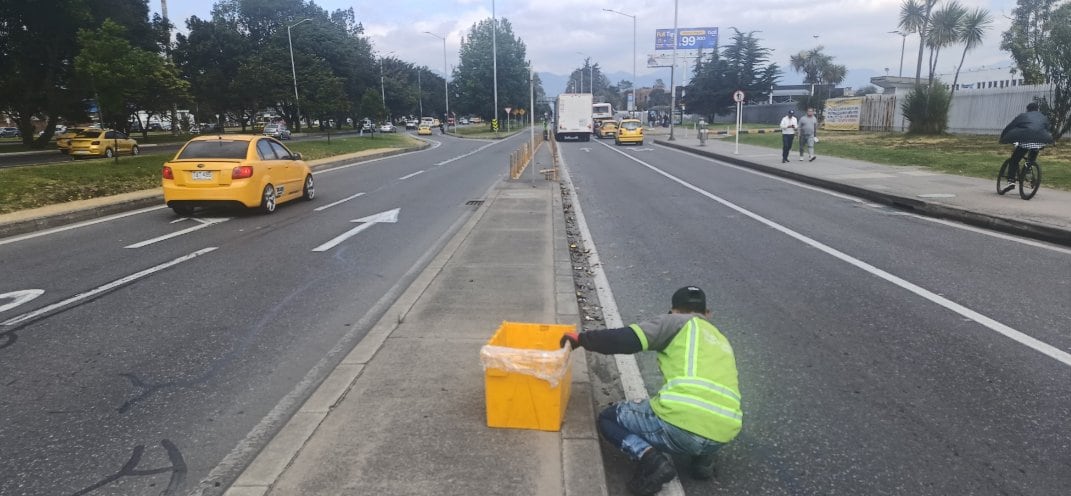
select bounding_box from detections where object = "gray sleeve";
[631,313,693,351]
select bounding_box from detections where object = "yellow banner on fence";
[824,97,863,131]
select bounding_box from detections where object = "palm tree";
[950,7,992,97]
[898,0,935,84]
[926,1,967,85]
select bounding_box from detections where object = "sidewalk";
[649,127,1071,247]
[223,143,608,496]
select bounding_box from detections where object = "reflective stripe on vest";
[650,316,742,442]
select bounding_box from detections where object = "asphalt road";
[0,131,363,168]
[0,132,516,495]
[561,138,1071,496]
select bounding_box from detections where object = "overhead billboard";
[655,27,718,50]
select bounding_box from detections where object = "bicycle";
[996,143,1044,200]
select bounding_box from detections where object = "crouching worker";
[561,286,742,495]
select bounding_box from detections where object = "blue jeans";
[598,399,724,461]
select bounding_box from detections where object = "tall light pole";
[603,8,636,115]
[668,0,679,140]
[492,0,499,137]
[424,32,450,133]
[378,51,395,124]
[576,52,592,93]
[287,18,312,132]
[417,69,423,117]
[889,30,907,77]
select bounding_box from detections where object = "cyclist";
[999,102,1053,182]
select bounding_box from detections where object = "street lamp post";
[492,0,498,137]
[668,0,678,140]
[603,8,636,115]
[889,30,907,77]
[379,51,394,125]
[424,32,450,133]
[287,18,312,132]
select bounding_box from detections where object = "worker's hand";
[560,332,581,350]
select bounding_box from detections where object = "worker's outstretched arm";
[561,326,643,354]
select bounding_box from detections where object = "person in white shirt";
[779,109,798,163]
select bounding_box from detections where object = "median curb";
[0,142,430,240]
[654,138,1071,248]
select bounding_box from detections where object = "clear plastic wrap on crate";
[479,344,571,388]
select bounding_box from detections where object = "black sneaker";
[690,451,717,480]
[627,450,677,495]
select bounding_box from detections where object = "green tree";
[452,17,541,121]
[899,0,939,84]
[790,45,846,111]
[75,19,188,133]
[950,7,993,97]
[360,87,385,124]
[902,82,951,134]
[924,1,966,85]
[1002,1,1071,139]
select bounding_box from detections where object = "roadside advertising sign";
[655,27,719,50]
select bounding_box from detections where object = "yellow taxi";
[56,127,91,154]
[68,128,139,158]
[417,124,432,136]
[615,119,644,145]
[162,135,314,216]
[597,121,618,139]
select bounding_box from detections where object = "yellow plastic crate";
[482,321,575,431]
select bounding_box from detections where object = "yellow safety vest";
[632,316,742,442]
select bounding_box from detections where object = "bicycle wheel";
[996,159,1015,195]
[1019,161,1041,200]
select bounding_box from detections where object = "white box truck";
[554,93,593,142]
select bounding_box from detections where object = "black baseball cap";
[671,286,707,313]
[788,110,796,114]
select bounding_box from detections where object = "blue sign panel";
[655,27,718,50]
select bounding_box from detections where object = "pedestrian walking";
[779,109,798,163]
[797,107,819,161]
[561,286,742,495]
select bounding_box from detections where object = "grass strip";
[729,132,1071,191]
[0,134,421,214]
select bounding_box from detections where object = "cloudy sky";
[154,0,1021,92]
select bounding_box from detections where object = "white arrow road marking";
[0,290,45,313]
[2,247,218,326]
[170,218,189,224]
[579,147,591,152]
[314,192,366,212]
[312,208,400,252]
[125,218,230,248]
[398,170,424,180]
[631,147,654,152]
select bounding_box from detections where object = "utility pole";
[161,0,180,135]
[668,0,679,140]
[492,0,499,137]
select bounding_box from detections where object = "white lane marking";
[435,140,500,166]
[0,289,45,313]
[314,192,365,212]
[311,208,400,252]
[124,217,230,248]
[313,142,440,175]
[170,217,188,224]
[558,152,686,496]
[656,143,1071,255]
[606,145,1071,367]
[0,205,167,246]
[398,170,424,180]
[1,247,218,326]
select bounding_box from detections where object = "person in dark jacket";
[999,102,1054,182]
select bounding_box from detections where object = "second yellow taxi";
[417,124,432,136]
[67,129,139,158]
[615,119,644,145]
[597,121,618,139]
[162,135,314,216]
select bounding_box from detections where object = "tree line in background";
[0,0,548,148]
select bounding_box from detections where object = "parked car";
[68,129,139,158]
[470,116,483,124]
[405,119,418,130]
[417,124,432,136]
[614,119,644,145]
[0,127,21,138]
[378,122,396,133]
[263,123,292,140]
[162,135,314,216]
[459,117,470,125]
[148,123,164,131]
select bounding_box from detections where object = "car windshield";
[76,130,102,138]
[620,121,641,130]
[177,140,249,159]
